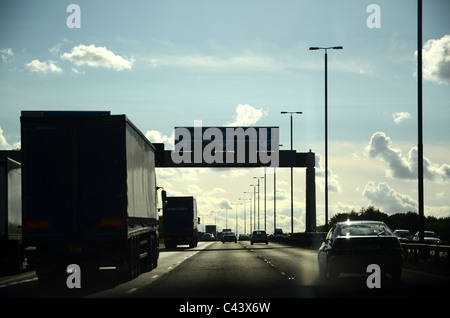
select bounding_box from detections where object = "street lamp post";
[280,111,302,234]
[231,202,243,235]
[243,192,253,233]
[253,176,264,230]
[250,185,258,231]
[239,198,249,234]
[309,46,342,231]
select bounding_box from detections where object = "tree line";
[318,206,450,243]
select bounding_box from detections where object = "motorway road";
[1,241,449,299]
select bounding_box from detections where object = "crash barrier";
[401,243,450,276]
[269,232,326,250]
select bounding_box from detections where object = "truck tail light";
[25,220,50,229]
[100,218,124,227]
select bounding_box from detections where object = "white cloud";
[151,53,282,72]
[362,181,417,213]
[25,59,62,74]
[227,104,266,126]
[367,132,450,183]
[145,130,174,149]
[392,112,411,124]
[415,34,450,84]
[61,44,135,71]
[315,153,342,193]
[0,126,20,150]
[0,48,13,62]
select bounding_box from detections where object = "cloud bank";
[367,132,450,183]
[227,104,266,126]
[61,44,135,71]
[25,59,62,74]
[363,181,417,213]
[416,34,450,84]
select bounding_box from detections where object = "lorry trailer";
[0,156,22,273]
[21,111,159,282]
[162,194,199,248]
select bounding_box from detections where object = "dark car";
[394,229,412,243]
[239,234,250,241]
[318,220,402,282]
[251,230,268,245]
[202,233,215,241]
[222,232,237,243]
[412,231,441,244]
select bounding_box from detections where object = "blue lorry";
[21,111,160,283]
[162,194,199,249]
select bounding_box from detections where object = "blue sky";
[1,1,449,233]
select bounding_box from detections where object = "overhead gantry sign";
[152,125,317,232]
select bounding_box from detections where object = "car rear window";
[338,223,393,237]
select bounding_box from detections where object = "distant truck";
[21,111,160,282]
[0,157,22,273]
[162,194,199,248]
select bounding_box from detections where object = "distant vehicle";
[163,195,199,248]
[239,234,250,241]
[222,232,237,243]
[412,231,441,244]
[202,233,214,241]
[251,230,268,245]
[394,229,412,243]
[273,228,284,237]
[317,220,402,282]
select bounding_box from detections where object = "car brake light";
[334,240,350,250]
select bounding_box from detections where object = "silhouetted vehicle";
[239,234,250,241]
[412,231,441,244]
[0,157,22,273]
[21,111,160,283]
[222,232,237,243]
[251,230,268,245]
[202,233,214,241]
[162,195,199,248]
[318,220,402,282]
[394,229,412,243]
[273,228,284,237]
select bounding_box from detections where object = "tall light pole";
[280,111,302,234]
[243,192,253,233]
[231,202,243,235]
[253,176,264,230]
[417,0,424,243]
[239,197,249,234]
[250,185,258,231]
[309,46,342,231]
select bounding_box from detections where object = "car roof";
[335,220,386,226]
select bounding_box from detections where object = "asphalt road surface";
[1,241,449,299]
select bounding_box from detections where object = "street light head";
[280,111,287,114]
[309,47,320,50]
[333,46,343,50]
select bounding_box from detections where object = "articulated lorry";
[0,156,22,273]
[21,111,159,282]
[162,194,199,248]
